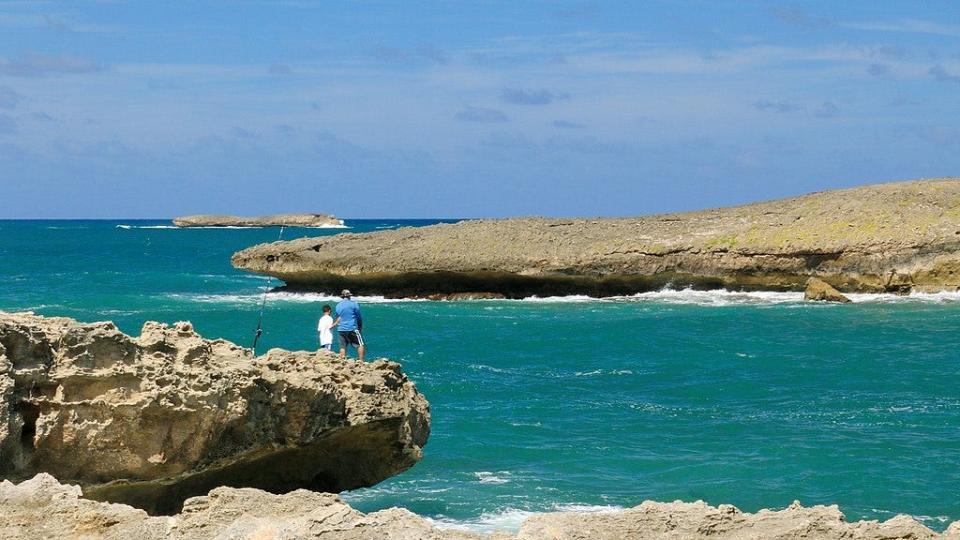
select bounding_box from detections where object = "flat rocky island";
[0,311,429,515]
[173,213,344,228]
[231,178,960,298]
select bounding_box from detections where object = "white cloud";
[0,52,104,77]
[842,19,960,37]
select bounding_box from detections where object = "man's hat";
[340,289,352,298]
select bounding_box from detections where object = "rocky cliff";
[173,214,344,228]
[231,178,960,298]
[2,474,957,540]
[0,311,429,515]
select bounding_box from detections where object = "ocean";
[1,219,958,532]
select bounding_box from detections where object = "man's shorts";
[339,330,364,348]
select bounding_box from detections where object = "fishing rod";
[252,224,286,354]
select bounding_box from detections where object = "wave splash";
[524,288,960,306]
[426,503,623,534]
[164,288,960,307]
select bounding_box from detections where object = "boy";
[317,305,334,351]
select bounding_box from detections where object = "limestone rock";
[0,311,429,515]
[512,500,951,540]
[231,178,960,298]
[804,277,853,303]
[173,214,344,228]
[0,474,479,540]
[1,474,958,540]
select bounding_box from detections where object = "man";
[331,289,365,361]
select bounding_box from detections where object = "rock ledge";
[1,474,958,540]
[0,311,429,515]
[232,178,960,298]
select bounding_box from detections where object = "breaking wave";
[524,288,960,306]
[426,503,622,534]
[163,288,960,307]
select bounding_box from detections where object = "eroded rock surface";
[174,213,344,228]
[804,277,852,303]
[2,474,958,540]
[0,312,429,515]
[232,178,960,298]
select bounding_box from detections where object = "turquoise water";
[1,220,959,531]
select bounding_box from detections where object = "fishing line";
[252,224,286,354]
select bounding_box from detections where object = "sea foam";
[427,503,623,533]
[167,288,960,306]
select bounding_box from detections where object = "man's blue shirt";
[335,299,362,331]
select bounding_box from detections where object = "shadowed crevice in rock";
[84,418,414,515]
[0,312,430,516]
[277,270,737,299]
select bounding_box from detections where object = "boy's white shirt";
[318,314,334,345]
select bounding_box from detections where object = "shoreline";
[2,474,958,538]
[177,287,960,306]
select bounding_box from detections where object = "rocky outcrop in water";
[804,277,852,303]
[173,214,344,228]
[2,474,958,540]
[0,311,429,515]
[232,178,960,298]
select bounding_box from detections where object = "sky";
[0,1,958,218]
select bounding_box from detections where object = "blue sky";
[0,1,958,218]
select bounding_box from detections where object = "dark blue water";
[1,219,958,531]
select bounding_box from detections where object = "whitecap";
[912,514,951,524]
[553,503,623,513]
[521,295,596,303]
[616,288,803,306]
[846,291,960,304]
[427,503,624,534]
[474,471,510,485]
[574,368,633,377]
[427,509,535,533]
[161,287,960,306]
[617,287,960,306]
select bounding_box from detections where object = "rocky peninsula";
[0,311,429,515]
[2,474,958,539]
[173,214,344,228]
[231,178,960,298]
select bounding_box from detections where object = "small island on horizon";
[172,213,345,228]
